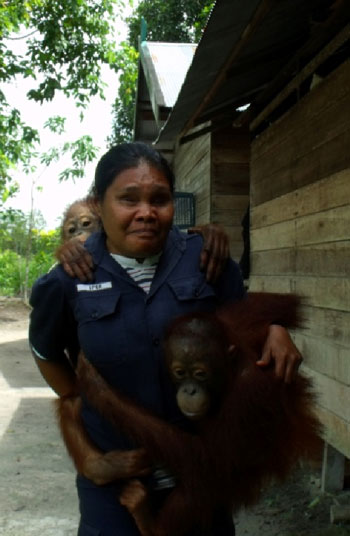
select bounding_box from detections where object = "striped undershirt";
[110,252,161,294]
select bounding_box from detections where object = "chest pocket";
[168,276,216,302]
[75,291,121,323]
[74,290,131,367]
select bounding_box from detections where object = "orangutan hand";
[188,223,230,283]
[56,237,94,282]
[84,448,151,486]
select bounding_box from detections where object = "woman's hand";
[256,324,303,383]
[188,223,230,283]
[56,237,94,282]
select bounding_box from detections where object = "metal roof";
[156,0,350,144]
[140,42,197,108]
[133,41,197,150]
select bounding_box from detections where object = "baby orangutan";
[55,197,101,281]
[59,293,322,536]
[61,197,100,243]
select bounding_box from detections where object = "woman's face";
[97,162,174,258]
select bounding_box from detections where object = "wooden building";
[171,125,250,261]
[250,59,350,466]
[135,0,350,484]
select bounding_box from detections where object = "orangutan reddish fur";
[55,196,101,264]
[75,292,322,536]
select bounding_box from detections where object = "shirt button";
[152,337,160,346]
[91,311,98,319]
[194,288,200,297]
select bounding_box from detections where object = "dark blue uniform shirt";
[29,226,244,535]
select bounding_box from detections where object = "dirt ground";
[0,298,349,536]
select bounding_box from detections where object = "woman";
[29,142,301,535]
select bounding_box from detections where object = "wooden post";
[321,442,345,492]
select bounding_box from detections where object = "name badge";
[77,282,112,292]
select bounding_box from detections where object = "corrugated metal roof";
[140,42,197,108]
[156,0,350,144]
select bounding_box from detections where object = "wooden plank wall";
[173,132,211,225]
[249,60,350,457]
[211,126,250,261]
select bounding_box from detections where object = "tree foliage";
[1,0,119,101]
[107,43,139,145]
[27,115,99,182]
[0,0,120,202]
[40,133,98,181]
[0,208,45,255]
[0,108,99,298]
[109,0,214,145]
[0,207,60,298]
[127,0,214,49]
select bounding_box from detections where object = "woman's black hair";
[93,142,174,200]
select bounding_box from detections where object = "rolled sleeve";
[29,270,77,362]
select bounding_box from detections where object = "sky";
[3,13,129,231]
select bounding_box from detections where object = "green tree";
[0,208,37,256]
[0,207,59,299]
[127,0,214,48]
[0,110,100,300]
[9,115,99,300]
[0,0,122,203]
[39,117,98,182]
[108,43,139,145]
[109,0,214,144]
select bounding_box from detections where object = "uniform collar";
[85,227,187,292]
[110,251,162,269]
